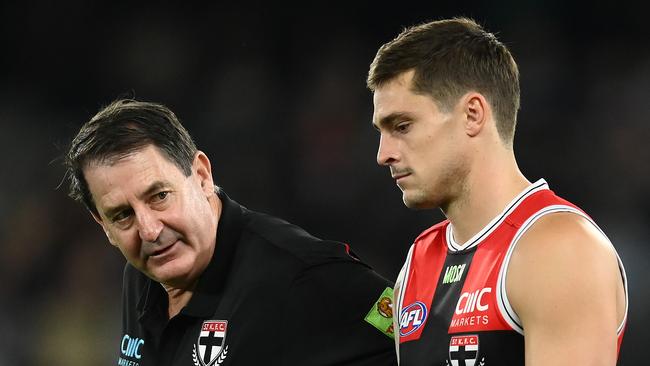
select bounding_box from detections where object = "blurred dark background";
[0,1,647,365]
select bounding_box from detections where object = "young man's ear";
[193,151,216,196]
[91,210,118,247]
[462,92,489,137]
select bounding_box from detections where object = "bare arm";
[507,212,625,366]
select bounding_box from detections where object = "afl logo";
[399,301,428,336]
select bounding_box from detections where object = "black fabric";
[118,190,397,366]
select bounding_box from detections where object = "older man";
[65,99,397,366]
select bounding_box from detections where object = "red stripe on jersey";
[447,243,510,333]
[399,225,448,342]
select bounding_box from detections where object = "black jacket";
[118,191,397,366]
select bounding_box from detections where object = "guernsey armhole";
[496,205,629,336]
[394,244,415,359]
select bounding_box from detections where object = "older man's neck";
[163,284,195,319]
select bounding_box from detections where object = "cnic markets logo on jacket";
[118,334,144,366]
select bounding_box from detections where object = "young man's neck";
[443,150,529,244]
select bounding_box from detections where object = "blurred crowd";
[0,2,647,365]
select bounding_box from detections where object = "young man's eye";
[395,122,411,133]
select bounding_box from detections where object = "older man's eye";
[152,191,170,203]
[112,209,132,223]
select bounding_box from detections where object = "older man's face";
[84,145,219,289]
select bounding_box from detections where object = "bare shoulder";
[506,211,622,324]
[505,211,626,364]
[512,212,617,267]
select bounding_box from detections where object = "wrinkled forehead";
[83,145,181,206]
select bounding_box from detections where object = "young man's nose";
[377,134,399,166]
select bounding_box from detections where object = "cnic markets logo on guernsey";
[118,334,144,366]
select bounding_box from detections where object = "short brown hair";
[367,17,520,143]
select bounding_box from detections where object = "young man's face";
[372,70,470,210]
[84,144,219,289]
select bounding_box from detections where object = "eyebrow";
[102,180,171,219]
[372,111,413,130]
